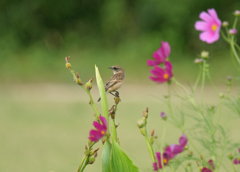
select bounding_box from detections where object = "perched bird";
[98,65,125,102]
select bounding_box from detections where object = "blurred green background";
[1,0,240,172]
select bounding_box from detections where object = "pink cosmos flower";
[147,42,171,66]
[153,134,187,171]
[149,61,173,84]
[195,9,222,44]
[88,116,107,142]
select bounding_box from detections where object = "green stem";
[230,37,240,65]
[193,64,202,93]
[144,121,155,163]
[160,121,167,172]
[232,16,238,29]
[232,162,237,172]
[68,69,100,117]
[78,142,96,172]
[77,156,87,172]
[201,60,206,107]
[215,145,226,172]
[206,72,219,95]
[220,30,230,43]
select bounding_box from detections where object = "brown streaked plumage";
[98,65,125,102]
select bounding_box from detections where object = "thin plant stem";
[232,162,237,172]
[160,121,167,172]
[193,64,202,93]
[68,69,100,117]
[201,60,206,107]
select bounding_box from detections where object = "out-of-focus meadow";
[1,0,240,172]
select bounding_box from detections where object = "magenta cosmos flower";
[149,61,173,83]
[88,116,107,142]
[202,167,212,172]
[147,42,171,66]
[195,9,221,44]
[153,134,187,171]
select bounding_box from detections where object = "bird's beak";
[108,67,112,69]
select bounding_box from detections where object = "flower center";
[212,24,217,31]
[101,130,105,135]
[163,158,168,164]
[163,73,169,79]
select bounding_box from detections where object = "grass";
[1,83,240,172]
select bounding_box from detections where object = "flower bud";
[66,63,71,69]
[137,120,144,128]
[234,10,240,17]
[229,29,237,35]
[200,154,203,160]
[222,21,229,27]
[142,117,146,124]
[88,156,95,164]
[89,150,95,156]
[161,112,167,120]
[86,82,92,90]
[65,56,70,63]
[219,93,224,98]
[228,153,233,160]
[150,136,154,144]
[76,72,80,78]
[227,76,232,81]
[151,129,155,137]
[201,51,209,59]
[76,78,83,85]
[188,151,193,157]
[184,145,188,150]
[84,149,90,156]
[115,97,120,104]
[140,128,145,136]
[195,58,200,64]
[198,166,203,171]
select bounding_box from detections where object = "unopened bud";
[137,120,144,128]
[229,29,237,35]
[140,128,145,136]
[161,112,167,120]
[201,51,209,59]
[227,76,232,81]
[200,154,203,160]
[89,76,94,83]
[198,166,203,171]
[86,82,92,90]
[151,129,155,137]
[65,56,70,63]
[219,93,224,98]
[66,63,71,69]
[84,149,90,156]
[184,146,188,150]
[88,156,95,164]
[146,107,148,113]
[222,21,229,27]
[76,72,80,78]
[188,151,193,157]
[76,78,83,85]
[142,117,146,124]
[89,150,95,156]
[228,153,233,160]
[234,10,240,17]
[115,97,120,104]
[150,137,154,144]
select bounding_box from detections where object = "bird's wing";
[105,74,122,91]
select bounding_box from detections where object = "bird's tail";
[97,97,101,102]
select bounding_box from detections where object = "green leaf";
[110,139,140,172]
[95,65,109,132]
[102,139,112,172]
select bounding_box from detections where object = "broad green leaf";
[110,139,140,172]
[95,65,109,131]
[102,139,112,172]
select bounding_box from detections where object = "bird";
[97,65,125,102]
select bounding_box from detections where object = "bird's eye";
[114,67,117,70]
